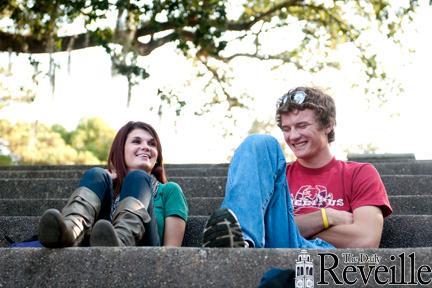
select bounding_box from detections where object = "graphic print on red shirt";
[293,184,344,214]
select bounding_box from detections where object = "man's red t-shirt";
[286,158,392,217]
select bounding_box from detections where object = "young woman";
[38,121,188,247]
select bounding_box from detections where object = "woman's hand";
[105,169,117,180]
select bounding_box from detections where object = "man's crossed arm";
[295,206,384,248]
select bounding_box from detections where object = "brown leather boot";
[90,196,150,246]
[38,187,101,248]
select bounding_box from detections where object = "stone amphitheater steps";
[1,215,432,249]
[0,197,219,217]
[373,161,432,175]
[0,167,229,178]
[1,164,432,177]
[0,197,220,217]
[1,195,431,216]
[1,159,432,176]
[1,175,432,198]
[2,247,432,288]
[1,162,432,287]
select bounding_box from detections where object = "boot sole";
[90,220,121,247]
[202,208,246,248]
[38,209,65,248]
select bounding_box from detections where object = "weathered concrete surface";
[2,160,432,177]
[0,197,223,216]
[0,167,229,178]
[1,247,431,288]
[374,161,432,175]
[389,195,432,215]
[0,163,229,176]
[0,163,228,171]
[1,175,432,198]
[347,153,416,162]
[1,195,431,216]
[0,177,226,198]
[0,163,431,288]
[1,215,432,248]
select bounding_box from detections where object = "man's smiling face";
[281,109,331,164]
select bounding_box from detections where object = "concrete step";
[0,215,205,248]
[2,161,432,176]
[347,153,416,162]
[1,247,431,288]
[0,177,225,198]
[373,161,432,175]
[1,175,432,198]
[0,195,430,216]
[0,164,229,170]
[1,215,431,249]
[0,164,229,177]
[389,195,432,215]
[0,167,229,178]
[0,197,222,216]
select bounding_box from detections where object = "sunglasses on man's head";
[276,90,307,109]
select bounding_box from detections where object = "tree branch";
[227,0,301,30]
[0,30,100,53]
[199,59,245,109]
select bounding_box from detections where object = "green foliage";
[51,124,72,144]
[0,0,425,110]
[0,118,115,165]
[0,120,92,164]
[157,89,186,117]
[68,118,116,162]
[0,155,13,165]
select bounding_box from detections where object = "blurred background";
[1,0,431,165]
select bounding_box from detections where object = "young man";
[203,87,392,249]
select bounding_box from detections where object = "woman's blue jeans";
[221,134,333,248]
[78,167,160,246]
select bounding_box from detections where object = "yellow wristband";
[321,208,329,229]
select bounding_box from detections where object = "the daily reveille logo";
[294,250,432,287]
[295,250,315,288]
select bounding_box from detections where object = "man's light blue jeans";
[221,134,333,248]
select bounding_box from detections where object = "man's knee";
[242,134,279,149]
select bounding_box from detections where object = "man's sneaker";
[202,208,247,248]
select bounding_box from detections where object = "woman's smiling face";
[124,128,158,173]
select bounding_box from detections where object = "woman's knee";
[83,167,107,176]
[121,170,152,203]
[78,167,112,201]
[124,170,151,184]
[81,167,110,185]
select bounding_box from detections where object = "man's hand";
[313,206,384,248]
[326,208,353,226]
[295,208,353,238]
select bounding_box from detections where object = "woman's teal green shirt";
[153,182,189,242]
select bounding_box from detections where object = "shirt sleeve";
[162,182,189,221]
[350,163,393,217]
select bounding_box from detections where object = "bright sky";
[1,2,432,163]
